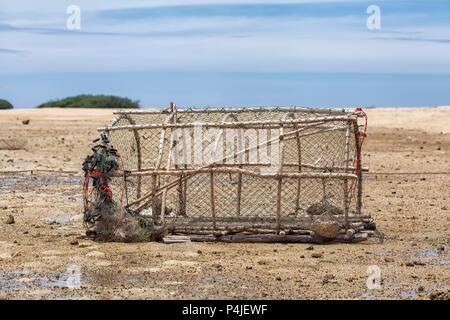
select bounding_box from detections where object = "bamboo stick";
[344,228,355,240]
[169,219,371,233]
[295,148,301,213]
[171,228,314,235]
[343,121,351,229]
[126,168,358,180]
[135,131,142,199]
[289,112,303,214]
[274,113,291,234]
[106,114,122,127]
[171,226,312,232]
[163,235,191,244]
[116,162,369,174]
[353,120,363,215]
[187,233,366,243]
[189,234,325,243]
[282,126,347,141]
[98,115,357,132]
[160,103,177,222]
[334,233,368,242]
[113,106,354,116]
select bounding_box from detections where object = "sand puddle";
[0,174,82,194]
[0,266,86,297]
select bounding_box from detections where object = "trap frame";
[98,104,372,242]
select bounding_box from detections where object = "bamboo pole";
[117,162,369,174]
[171,228,313,235]
[353,120,363,215]
[188,234,326,243]
[135,130,142,199]
[295,132,302,213]
[106,115,122,127]
[184,232,369,243]
[282,126,347,141]
[98,115,357,132]
[113,106,353,116]
[282,112,303,214]
[159,172,169,223]
[170,228,313,235]
[160,103,177,222]
[103,123,347,132]
[126,168,358,180]
[279,113,291,174]
[274,113,291,234]
[182,175,187,216]
[343,121,351,229]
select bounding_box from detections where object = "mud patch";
[0,267,86,296]
[0,174,82,194]
[42,215,73,224]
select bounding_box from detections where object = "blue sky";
[0,0,449,108]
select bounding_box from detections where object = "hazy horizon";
[1,0,449,109]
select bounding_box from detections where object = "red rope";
[81,146,126,242]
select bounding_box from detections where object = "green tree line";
[0,99,14,109]
[37,95,140,109]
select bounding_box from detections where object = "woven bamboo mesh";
[100,106,364,233]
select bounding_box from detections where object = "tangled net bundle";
[82,134,166,242]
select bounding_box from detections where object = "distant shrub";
[37,95,140,109]
[0,99,14,109]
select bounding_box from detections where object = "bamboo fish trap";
[97,104,374,243]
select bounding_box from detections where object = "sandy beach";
[0,107,448,299]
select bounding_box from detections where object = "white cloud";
[0,0,366,13]
[1,23,449,74]
[0,1,449,74]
